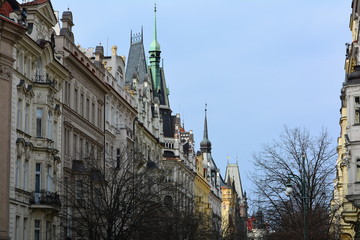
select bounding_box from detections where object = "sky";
[51,0,350,211]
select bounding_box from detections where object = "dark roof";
[125,36,148,85]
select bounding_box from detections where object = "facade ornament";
[0,65,13,79]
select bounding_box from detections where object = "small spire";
[150,2,160,51]
[200,103,212,153]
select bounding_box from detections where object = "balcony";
[33,74,57,87]
[29,190,61,212]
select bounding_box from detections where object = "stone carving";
[0,65,13,79]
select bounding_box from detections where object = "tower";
[149,4,161,95]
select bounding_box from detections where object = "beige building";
[332,1,360,239]
[4,1,69,239]
[0,1,26,239]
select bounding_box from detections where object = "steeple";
[150,3,160,52]
[200,104,212,153]
[149,3,162,96]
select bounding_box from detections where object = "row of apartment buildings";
[0,0,248,239]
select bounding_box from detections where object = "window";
[34,220,41,240]
[16,157,20,188]
[54,121,58,147]
[98,107,102,128]
[85,141,89,156]
[76,181,84,200]
[74,88,78,111]
[46,221,51,240]
[116,148,121,168]
[64,81,71,105]
[86,98,90,120]
[92,102,95,124]
[80,138,83,158]
[74,134,77,157]
[36,108,43,137]
[357,159,360,182]
[80,93,84,116]
[35,163,41,193]
[23,160,29,190]
[25,104,30,132]
[64,128,70,156]
[17,99,22,129]
[47,111,53,139]
[23,218,28,240]
[111,106,114,123]
[15,216,20,240]
[47,165,52,192]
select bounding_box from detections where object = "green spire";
[150,3,160,52]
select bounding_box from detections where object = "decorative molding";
[0,65,13,80]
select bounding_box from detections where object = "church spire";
[150,3,160,52]
[200,104,212,153]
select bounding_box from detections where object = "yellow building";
[194,153,211,216]
[331,1,360,239]
[221,178,238,238]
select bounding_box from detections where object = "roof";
[224,163,244,199]
[0,1,14,17]
[125,31,148,85]
[21,0,49,6]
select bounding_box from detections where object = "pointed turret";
[200,105,212,153]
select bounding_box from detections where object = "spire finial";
[200,103,212,153]
[150,2,160,51]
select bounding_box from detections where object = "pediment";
[24,1,57,27]
[37,2,57,26]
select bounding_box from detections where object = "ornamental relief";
[0,65,13,80]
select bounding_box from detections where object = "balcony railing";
[33,74,57,87]
[29,190,61,206]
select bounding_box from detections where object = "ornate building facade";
[332,1,360,239]
[3,1,69,239]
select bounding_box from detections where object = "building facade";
[332,1,360,239]
[6,1,69,239]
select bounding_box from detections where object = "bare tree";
[252,126,337,240]
[59,146,168,240]
[59,146,218,240]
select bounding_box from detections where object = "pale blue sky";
[52,0,350,209]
